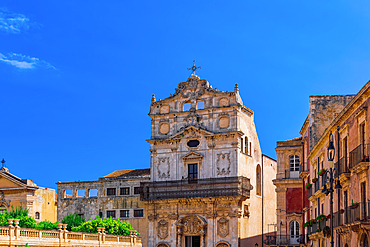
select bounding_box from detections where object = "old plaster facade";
[0,166,57,223]
[303,82,370,247]
[265,137,306,246]
[57,169,150,247]
[141,74,277,247]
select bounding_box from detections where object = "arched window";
[245,137,248,154]
[156,243,169,247]
[256,165,261,196]
[240,137,243,152]
[289,221,300,244]
[216,242,229,247]
[35,212,40,220]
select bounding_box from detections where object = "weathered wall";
[308,95,354,151]
[57,177,149,247]
[34,187,57,222]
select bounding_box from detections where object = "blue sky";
[1,1,370,189]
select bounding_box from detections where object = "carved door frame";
[175,215,207,247]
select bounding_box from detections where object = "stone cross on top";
[187,60,201,75]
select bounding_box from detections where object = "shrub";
[61,213,85,231]
[72,217,135,236]
[34,220,59,230]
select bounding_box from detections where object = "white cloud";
[0,7,38,34]
[0,52,57,70]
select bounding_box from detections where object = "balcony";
[334,157,350,175]
[314,179,320,193]
[349,144,370,173]
[140,176,252,201]
[276,169,301,179]
[264,234,307,245]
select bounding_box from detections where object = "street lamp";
[321,131,342,247]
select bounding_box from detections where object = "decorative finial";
[234,83,239,93]
[151,94,156,103]
[187,60,201,75]
[1,159,5,168]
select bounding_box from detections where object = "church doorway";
[185,236,200,247]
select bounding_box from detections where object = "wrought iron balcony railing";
[334,157,350,175]
[264,234,307,245]
[349,144,370,169]
[140,176,252,201]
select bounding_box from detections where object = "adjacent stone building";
[141,74,277,247]
[56,168,150,246]
[0,165,57,223]
[303,81,370,247]
[264,137,306,246]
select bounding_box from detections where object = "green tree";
[61,213,85,231]
[71,217,135,236]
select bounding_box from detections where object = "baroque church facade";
[140,73,277,247]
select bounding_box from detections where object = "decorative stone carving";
[183,216,204,234]
[157,219,169,239]
[156,243,169,247]
[159,123,170,134]
[216,243,229,247]
[218,116,229,128]
[216,153,231,176]
[160,105,169,114]
[219,97,229,107]
[158,157,170,179]
[217,217,229,237]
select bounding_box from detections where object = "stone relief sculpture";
[217,217,229,238]
[157,157,170,179]
[178,215,206,235]
[157,219,169,239]
[216,153,231,176]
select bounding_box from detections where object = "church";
[140,67,277,247]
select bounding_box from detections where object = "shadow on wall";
[239,234,264,247]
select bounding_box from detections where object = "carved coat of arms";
[216,153,231,176]
[217,217,229,238]
[157,219,169,239]
[157,157,170,179]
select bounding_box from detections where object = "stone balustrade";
[0,219,142,247]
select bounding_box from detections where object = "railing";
[349,144,370,169]
[0,222,141,247]
[140,176,252,201]
[334,157,350,175]
[264,234,307,245]
[308,185,313,198]
[276,169,301,179]
[314,179,320,193]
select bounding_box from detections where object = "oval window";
[187,140,200,147]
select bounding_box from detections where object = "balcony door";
[185,236,200,247]
[289,155,300,178]
[188,163,198,183]
[289,221,300,245]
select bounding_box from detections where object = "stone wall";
[57,176,149,247]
